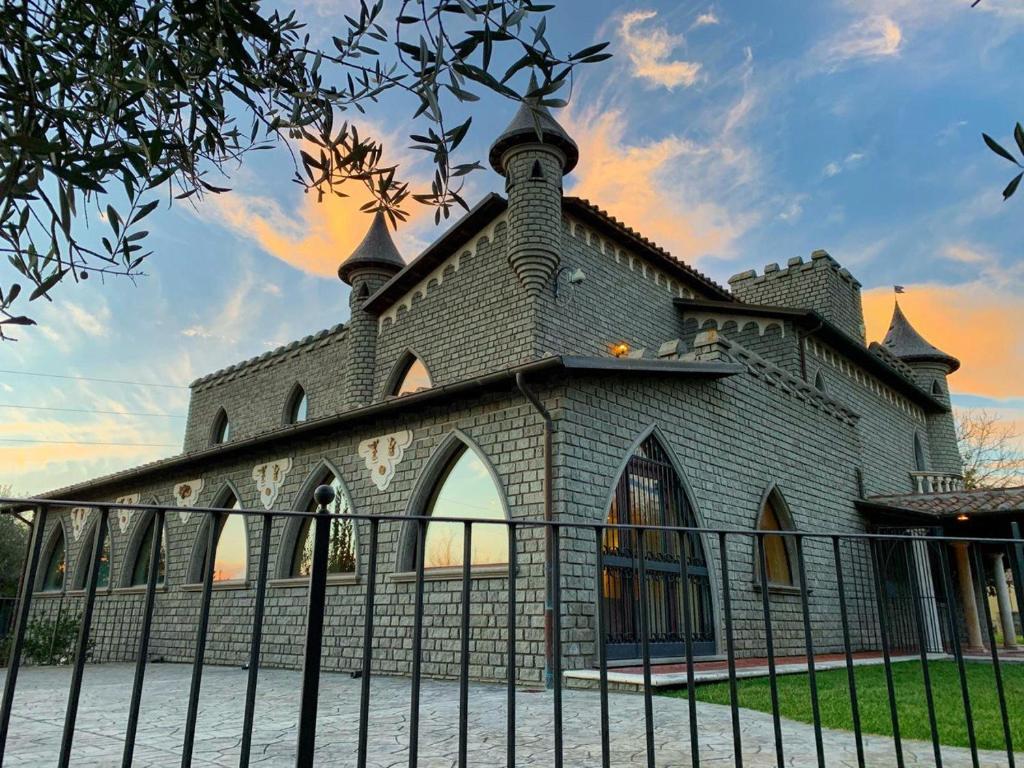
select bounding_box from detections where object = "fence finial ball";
[313,484,336,509]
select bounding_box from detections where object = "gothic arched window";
[289,472,356,578]
[75,519,113,590]
[389,354,433,397]
[129,514,166,587]
[211,408,231,445]
[40,526,66,592]
[914,432,927,472]
[755,488,797,588]
[191,491,247,583]
[286,385,308,425]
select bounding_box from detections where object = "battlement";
[729,249,866,343]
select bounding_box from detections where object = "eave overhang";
[29,357,742,501]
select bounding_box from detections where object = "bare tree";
[956,409,1024,489]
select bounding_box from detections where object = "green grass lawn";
[662,660,1023,751]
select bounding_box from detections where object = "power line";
[0,438,177,447]
[0,370,189,389]
[0,403,185,418]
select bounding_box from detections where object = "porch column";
[988,552,1019,650]
[910,530,943,653]
[951,541,986,653]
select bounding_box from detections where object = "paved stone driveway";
[0,663,1016,766]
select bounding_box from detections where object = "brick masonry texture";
[29,124,963,681]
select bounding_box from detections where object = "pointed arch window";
[602,433,715,660]
[192,492,247,583]
[931,380,943,397]
[74,519,113,590]
[289,473,356,578]
[756,490,797,588]
[211,409,231,445]
[130,515,166,587]
[286,385,308,425]
[410,442,508,570]
[814,370,827,393]
[391,355,432,397]
[914,432,926,472]
[40,527,66,592]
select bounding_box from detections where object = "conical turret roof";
[882,301,960,372]
[337,211,405,284]
[488,77,579,175]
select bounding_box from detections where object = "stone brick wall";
[729,251,866,343]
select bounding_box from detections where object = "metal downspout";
[515,372,555,689]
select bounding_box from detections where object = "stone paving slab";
[0,663,1018,766]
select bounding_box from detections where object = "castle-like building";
[27,95,1021,680]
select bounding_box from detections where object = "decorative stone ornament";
[174,479,204,524]
[252,458,292,510]
[114,493,140,534]
[70,507,91,542]
[359,430,413,491]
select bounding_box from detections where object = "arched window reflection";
[287,386,308,424]
[392,357,432,396]
[290,474,355,577]
[41,528,66,592]
[419,445,507,569]
[195,494,247,583]
[130,515,166,586]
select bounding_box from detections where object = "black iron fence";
[0,495,1021,767]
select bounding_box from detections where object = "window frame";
[71,516,114,593]
[123,509,167,589]
[384,350,434,398]
[210,408,231,446]
[184,485,249,588]
[284,383,309,425]
[36,522,67,594]
[753,484,801,593]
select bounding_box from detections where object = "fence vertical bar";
[902,537,942,768]
[717,532,742,768]
[594,526,610,768]
[868,538,904,768]
[239,513,273,768]
[122,509,165,768]
[408,518,426,768]
[551,523,564,768]
[936,541,979,768]
[58,507,109,768]
[1008,523,1024,645]
[831,536,865,768]
[295,498,331,767]
[677,530,699,767]
[970,543,1015,767]
[794,535,825,767]
[506,523,517,768]
[757,532,784,768]
[357,517,379,768]
[458,522,473,768]
[0,503,48,766]
[635,529,656,768]
[182,512,220,768]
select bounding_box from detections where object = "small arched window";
[755,489,797,588]
[211,409,231,445]
[931,380,943,397]
[415,443,508,569]
[914,432,927,472]
[289,473,355,578]
[130,515,166,586]
[75,519,113,590]
[40,527,66,592]
[286,385,308,425]
[814,370,827,393]
[390,355,433,397]
[193,492,247,583]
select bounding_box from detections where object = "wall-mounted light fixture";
[553,266,586,299]
[956,513,969,522]
[609,342,630,358]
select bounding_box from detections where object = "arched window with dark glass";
[602,432,715,660]
[211,408,231,445]
[289,472,355,578]
[755,487,797,588]
[39,526,66,592]
[74,519,113,590]
[129,514,166,586]
[389,353,433,397]
[814,370,827,393]
[404,439,508,570]
[286,385,308,425]
[931,380,943,397]
[914,432,927,472]
[191,491,247,583]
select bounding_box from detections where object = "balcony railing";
[0,495,1021,767]
[910,471,965,494]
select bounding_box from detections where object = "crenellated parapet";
[729,250,866,342]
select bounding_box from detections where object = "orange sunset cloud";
[862,282,1024,400]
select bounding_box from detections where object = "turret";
[489,78,578,296]
[339,212,405,408]
[882,301,962,476]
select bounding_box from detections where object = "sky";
[2,0,1022,495]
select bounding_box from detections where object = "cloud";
[819,15,903,69]
[823,162,842,178]
[618,10,703,89]
[778,196,806,222]
[692,10,720,29]
[862,279,1024,400]
[822,150,868,178]
[564,106,759,263]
